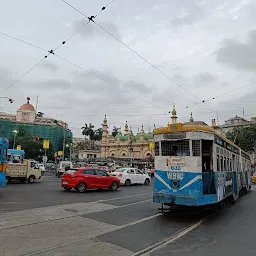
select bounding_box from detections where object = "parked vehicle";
[38,163,45,174]
[6,159,41,183]
[0,138,9,187]
[111,167,151,186]
[61,168,120,192]
[56,161,73,177]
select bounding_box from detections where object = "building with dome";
[100,114,155,160]
[0,97,72,151]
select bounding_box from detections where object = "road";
[0,173,255,256]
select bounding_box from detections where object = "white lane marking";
[132,217,207,256]
[25,213,162,256]
[0,199,152,230]
[99,192,151,203]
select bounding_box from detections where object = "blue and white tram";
[153,121,251,207]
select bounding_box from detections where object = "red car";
[61,168,120,193]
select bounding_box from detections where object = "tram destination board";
[163,133,186,140]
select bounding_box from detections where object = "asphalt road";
[0,173,255,256]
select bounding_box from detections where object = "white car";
[111,168,150,186]
[38,164,45,173]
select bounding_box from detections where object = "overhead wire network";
[59,0,230,122]
[0,0,115,94]
[1,1,254,123]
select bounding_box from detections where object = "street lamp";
[13,130,18,149]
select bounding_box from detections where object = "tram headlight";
[172,180,180,188]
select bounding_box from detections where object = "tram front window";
[161,140,190,156]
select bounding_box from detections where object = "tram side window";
[220,156,223,171]
[224,157,226,171]
[192,140,200,156]
[161,140,190,156]
[229,158,232,172]
[154,142,159,156]
[217,155,220,171]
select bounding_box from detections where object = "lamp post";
[13,130,18,149]
[66,143,72,161]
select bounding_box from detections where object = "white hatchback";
[111,168,150,186]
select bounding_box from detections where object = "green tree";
[226,125,256,153]
[9,126,55,161]
[93,128,102,141]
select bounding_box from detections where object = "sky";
[0,0,256,137]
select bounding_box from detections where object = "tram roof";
[154,122,241,151]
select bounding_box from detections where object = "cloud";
[194,72,218,85]
[40,61,59,72]
[72,19,122,40]
[216,29,256,71]
[123,81,151,94]
[171,1,205,27]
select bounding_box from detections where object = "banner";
[43,140,50,149]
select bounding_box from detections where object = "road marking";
[132,217,207,256]
[24,213,162,256]
[0,198,152,230]
[98,192,151,203]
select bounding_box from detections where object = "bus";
[7,149,25,163]
[153,120,251,209]
[0,138,9,187]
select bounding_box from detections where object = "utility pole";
[62,124,66,161]
[35,95,39,113]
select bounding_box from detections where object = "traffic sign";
[43,140,50,149]
[58,151,63,156]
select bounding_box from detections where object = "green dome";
[144,132,153,140]
[118,133,128,141]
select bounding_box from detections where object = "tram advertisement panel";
[225,172,233,196]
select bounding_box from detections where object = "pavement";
[0,173,256,256]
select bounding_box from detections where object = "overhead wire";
[60,0,227,123]
[0,0,116,95]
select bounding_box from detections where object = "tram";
[0,138,9,187]
[153,110,251,209]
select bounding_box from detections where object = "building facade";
[220,115,256,134]
[0,97,72,151]
[100,115,154,159]
[78,149,101,160]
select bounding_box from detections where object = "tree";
[93,128,102,141]
[226,125,256,153]
[112,126,118,137]
[81,123,95,149]
[9,127,55,161]
[81,123,95,140]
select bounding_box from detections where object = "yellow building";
[101,115,154,159]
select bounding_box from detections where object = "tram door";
[202,140,215,194]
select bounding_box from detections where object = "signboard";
[43,140,50,149]
[163,133,186,140]
[16,145,21,150]
[58,151,63,156]
[167,156,185,171]
[149,142,154,150]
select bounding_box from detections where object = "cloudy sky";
[0,0,256,137]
